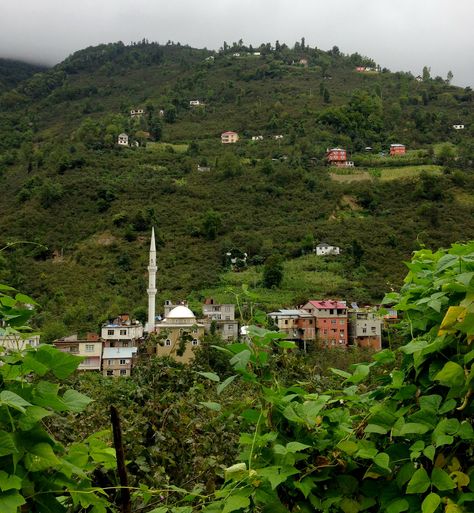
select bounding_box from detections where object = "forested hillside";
[0,57,48,94]
[0,40,473,337]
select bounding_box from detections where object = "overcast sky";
[1,0,473,87]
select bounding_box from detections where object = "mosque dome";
[166,305,196,319]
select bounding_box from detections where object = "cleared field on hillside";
[330,165,442,182]
[147,142,189,153]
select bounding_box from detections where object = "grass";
[146,142,189,153]
[330,165,442,182]
[198,254,352,312]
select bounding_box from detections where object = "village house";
[0,334,40,352]
[348,309,383,350]
[153,304,205,363]
[130,108,144,118]
[53,333,103,372]
[326,148,354,167]
[102,346,137,377]
[315,243,340,256]
[273,135,284,140]
[159,109,165,117]
[101,314,143,348]
[416,75,423,82]
[197,165,211,172]
[452,124,465,130]
[390,143,406,156]
[251,135,264,141]
[302,300,348,347]
[117,133,129,146]
[189,100,203,107]
[221,131,239,144]
[299,58,308,67]
[253,52,261,56]
[201,298,239,341]
[268,309,316,351]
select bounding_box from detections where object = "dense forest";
[0,40,473,338]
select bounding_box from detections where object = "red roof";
[308,300,346,310]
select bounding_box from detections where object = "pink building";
[390,144,406,156]
[221,131,239,144]
[302,300,348,347]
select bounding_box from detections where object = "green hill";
[0,40,473,338]
[0,57,48,94]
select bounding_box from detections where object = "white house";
[130,109,144,118]
[315,243,340,256]
[0,334,40,351]
[101,314,143,347]
[251,135,264,141]
[273,135,284,140]
[253,52,261,56]
[118,133,129,146]
[232,53,240,57]
[190,100,203,107]
[453,124,465,130]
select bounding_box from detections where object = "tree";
[351,239,364,266]
[262,254,284,288]
[422,65,431,81]
[446,70,454,84]
[202,210,223,240]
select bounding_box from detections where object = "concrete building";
[118,133,129,146]
[302,300,348,347]
[190,100,203,106]
[102,346,137,377]
[315,243,340,256]
[390,144,406,156]
[154,305,205,363]
[221,131,239,144]
[130,109,144,118]
[201,298,239,341]
[101,314,143,348]
[348,310,382,350]
[53,333,103,371]
[0,334,40,351]
[326,148,354,167]
[453,124,465,130]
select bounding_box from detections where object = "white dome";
[166,305,195,319]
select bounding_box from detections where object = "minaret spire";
[146,227,157,332]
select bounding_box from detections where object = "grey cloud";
[0,0,473,86]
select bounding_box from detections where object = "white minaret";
[146,227,157,332]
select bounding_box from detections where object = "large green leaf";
[434,362,465,388]
[35,345,82,379]
[0,391,31,413]
[431,468,456,491]
[421,493,441,513]
[0,432,17,457]
[196,371,220,382]
[0,490,26,513]
[385,498,409,513]
[222,493,250,513]
[62,390,92,412]
[24,443,61,471]
[17,406,51,431]
[406,468,430,494]
[0,471,22,492]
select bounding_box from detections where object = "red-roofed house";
[326,148,354,168]
[221,131,239,144]
[302,300,348,347]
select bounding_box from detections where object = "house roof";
[103,347,138,359]
[221,131,238,135]
[316,242,334,248]
[328,147,345,152]
[307,300,346,310]
[390,143,405,147]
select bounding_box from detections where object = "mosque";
[145,228,205,362]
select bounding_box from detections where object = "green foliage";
[0,285,116,512]
[262,254,284,288]
[196,242,474,513]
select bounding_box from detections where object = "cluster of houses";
[355,66,379,73]
[221,132,284,144]
[326,144,406,167]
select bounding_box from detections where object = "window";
[85,344,94,352]
[107,370,113,376]
[284,320,288,325]
[225,316,230,320]
[330,309,334,315]
[120,369,127,376]
[362,328,367,334]
[108,330,114,335]
[371,326,377,332]
[340,330,345,335]
[123,342,128,347]
[227,325,233,330]
[192,339,199,346]
[340,319,345,325]
[120,329,127,336]
[323,329,328,334]
[331,320,336,325]
[119,359,126,365]
[165,339,171,346]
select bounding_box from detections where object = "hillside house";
[221,131,239,144]
[159,109,165,117]
[348,309,382,350]
[130,108,144,118]
[268,309,316,350]
[299,58,308,66]
[197,165,211,172]
[153,304,205,363]
[253,52,261,56]
[416,75,423,82]
[201,298,239,341]
[232,53,240,57]
[118,133,129,146]
[102,346,137,377]
[273,135,284,140]
[53,333,102,372]
[0,334,40,352]
[326,148,354,167]
[315,243,340,256]
[355,66,365,72]
[453,124,465,130]
[302,300,348,347]
[101,314,143,348]
[252,135,264,141]
[190,100,203,106]
[390,143,406,156]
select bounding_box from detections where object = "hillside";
[0,40,473,338]
[0,57,48,94]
